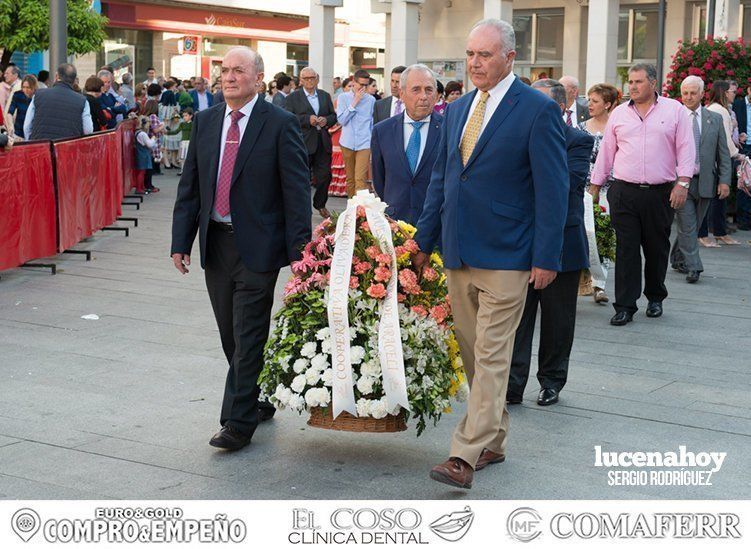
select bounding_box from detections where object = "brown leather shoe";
[475,448,506,471]
[430,457,473,489]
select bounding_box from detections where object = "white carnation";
[273,384,292,407]
[301,341,317,358]
[293,358,309,374]
[321,368,334,386]
[305,387,331,408]
[305,367,321,385]
[370,399,389,419]
[291,374,307,394]
[315,327,330,341]
[356,375,374,395]
[356,398,372,417]
[457,383,470,402]
[288,394,305,411]
[360,360,381,378]
[321,339,332,354]
[350,345,365,364]
[311,353,328,371]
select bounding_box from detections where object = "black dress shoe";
[258,406,276,422]
[672,264,688,274]
[686,271,700,283]
[646,302,663,317]
[506,395,523,405]
[537,388,559,406]
[610,311,634,326]
[209,426,252,451]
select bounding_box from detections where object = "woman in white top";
[701,80,745,246]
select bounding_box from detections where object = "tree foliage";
[664,37,751,99]
[0,0,108,66]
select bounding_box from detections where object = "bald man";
[560,75,590,127]
[171,47,311,451]
[285,67,337,217]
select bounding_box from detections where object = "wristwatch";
[677,181,690,189]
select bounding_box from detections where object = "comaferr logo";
[550,512,741,539]
[429,506,474,542]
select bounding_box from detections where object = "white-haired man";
[559,75,590,127]
[670,75,731,283]
[171,46,311,451]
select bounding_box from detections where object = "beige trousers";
[446,266,530,468]
[341,146,371,198]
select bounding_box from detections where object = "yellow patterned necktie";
[460,91,490,165]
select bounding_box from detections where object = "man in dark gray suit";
[272,74,291,108]
[373,65,406,124]
[560,75,590,126]
[671,75,732,283]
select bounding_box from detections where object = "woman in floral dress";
[578,83,620,304]
[328,77,353,197]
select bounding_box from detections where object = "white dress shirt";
[403,113,431,167]
[305,89,319,115]
[461,72,516,141]
[196,91,209,112]
[211,94,259,222]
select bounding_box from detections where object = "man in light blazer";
[412,19,569,490]
[285,67,338,217]
[373,65,407,124]
[670,76,732,283]
[371,64,443,225]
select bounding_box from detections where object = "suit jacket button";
[461,175,467,182]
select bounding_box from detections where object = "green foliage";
[594,206,616,262]
[0,0,107,60]
[664,37,751,99]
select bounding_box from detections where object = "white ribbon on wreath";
[327,190,411,418]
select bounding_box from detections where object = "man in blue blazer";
[190,78,214,112]
[412,19,569,490]
[507,79,594,408]
[371,64,443,225]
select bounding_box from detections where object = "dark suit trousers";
[507,270,580,398]
[205,225,279,436]
[309,133,332,210]
[608,180,674,314]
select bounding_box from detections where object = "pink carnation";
[375,253,392,266]
[411,305,428,317]
[365,245,380,259]
[360,221,370,232]
[403,239,419,254]
[356,206,366,218]
[374,266,392,282]
[422,267,438,281]
[350,276,359,289]
[430,305,448,325]
[394,245,408,257]
[354,261,372,275]
[367,283,387,299]
[397,293,406,303]
[399,268,421,295]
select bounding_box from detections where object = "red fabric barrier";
[119,119,136,195]
[55,132,122,252]
[0,142,57,271]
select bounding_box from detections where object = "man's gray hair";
[399,64,437,91]
[300,67,318,78]
[681,75,704,94]
[5,65,20,77]
[471,18,516,55]
[122,72,133,85]
[225,46,264,74]
[97,69,113,80]
[629,63,658,82]
[532,78,567,108]
[57,63,77,85]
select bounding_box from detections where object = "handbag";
[737,157,751,197]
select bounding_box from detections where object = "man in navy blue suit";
[371,64,443,224]
[507,79,594,408]
[412,19,569,490]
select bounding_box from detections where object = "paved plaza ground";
[1,173,750,500]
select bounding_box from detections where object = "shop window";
[512,10,563,68]
[536,13,564,62]
[617,6,658,64]
[513,14,533,62]
[97,28,153,83]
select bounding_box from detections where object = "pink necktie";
[395,99,403,115]
[214,110,245,217]
[566,109,573,127]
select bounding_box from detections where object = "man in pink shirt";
[590,63,695,326]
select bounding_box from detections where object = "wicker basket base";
[308,406,407,433]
